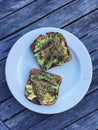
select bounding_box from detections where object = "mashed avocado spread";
[34,33,69,69]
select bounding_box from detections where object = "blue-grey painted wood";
[0,59,6,80]
[0,0,34,19]
[0,80,11,102]
[0,69,98,121]
[91,51,98,71]
[63,111,98,130]
[0,120,9,130]
[0,32,97,81]
[0,10,98,61]
[0,0,73,40]
[5,90,98,130]
[89,69,98,94]
[81,29,98,52]
[0,97,25,121]
[0,0,98,41]
[0,49,98,80]
[65,10,98,38]
[5,109,51,130]
[0,0,98,129]
[0,49,97,83]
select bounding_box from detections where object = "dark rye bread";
[31,32,72,71]
[25,68,62,105]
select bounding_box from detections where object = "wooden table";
[0,0,98,130]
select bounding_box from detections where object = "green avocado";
[26,85,33,94]
[44,61,53,69]
[34,39,45,52]
[57,61,64,66]
[34,53,45,66]
[26,85,36,100]
[42,93,55,104]
[34,33,69,69]
[34,38,50,53]
[52,84,59,91]
[28,93,36,100]
[38,72,53,81]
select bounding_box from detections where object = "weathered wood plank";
[63,111,98,130]
[0,52,97,116]
[0,0,73,40]
[0,0,34,19]
[0,0,98,40]
[65,10,98,38]
[89,69,98,94]
[0,57,97,126]
[81,29,98,52]
[0,120,9,130]
[5,109,51,130]
[0,9,98,61]
[0,59,6,80]
[0,80,11,102]
[5,90,98,130]
[0,70,98,120]
[0,59,7,80]
[0,45,97,82]
[91,50,98,71]
[0,97,25,121]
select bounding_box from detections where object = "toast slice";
[25,68,62,105]
[32,32,72,71]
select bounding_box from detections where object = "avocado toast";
[25,68,62,105]
[32,32,72,71]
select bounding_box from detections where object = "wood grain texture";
[0,97,25,121]
[19,90,98,130]
[0,0,34,19]
[81,29,98,52]
[0,120,9,130]
[65,10,98,38]
[0,52,97,121]
[0,33,97,81]
[89,69,98,94]
[63,111,98,130]
[0,80,11,102]
[0,7,98,61]
[0,0,98,129]
[5,109,51,130]
[0,69,97,121]
[0,59,6,80]
[0,0,72,40]
[91,50,98,71]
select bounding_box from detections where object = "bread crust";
[25,68,62,105]
[32,32,72,71]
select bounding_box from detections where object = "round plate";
[5,27,92,114]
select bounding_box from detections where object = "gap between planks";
[0,0,75,21]
[0,7,97,42]
[0,0,78,41]
[25,89,98,130]
[0,27,97,90]
[0,119,11,130]
[60,109,98,130]
[2,87,98,124]
[0,0,37,20]
[61,8,98,29]
[1,75,98,104]
[0,95,12,104]
[0,26,97,64]
[3,108,26,122]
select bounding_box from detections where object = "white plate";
[5,27,92,114]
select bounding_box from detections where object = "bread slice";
[32,32,72,71]
[25,68,62,105]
